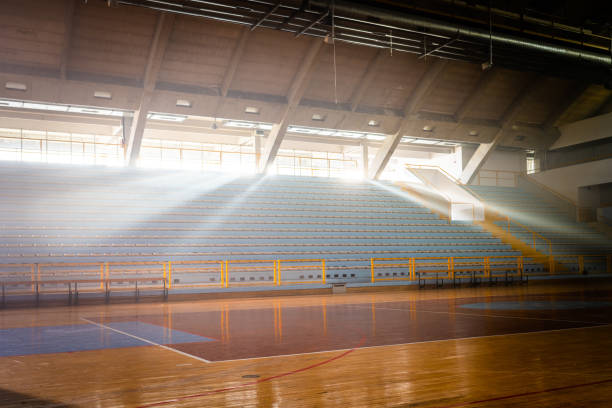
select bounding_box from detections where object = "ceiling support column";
[125,12,174,166]
[260,38,323,172]
[368,59,448,179]
[361,141,369,177]
[460,74,541,184]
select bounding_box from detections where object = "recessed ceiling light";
[311,113,326,121]
[5,82,27,91]
[94,91,112,99]
[245,106,260,114]
[422,125,434,132]
[368,120,380,127]
[469,130,479,136]
[176,99,192,108]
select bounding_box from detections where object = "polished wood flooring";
[1,282,612,407]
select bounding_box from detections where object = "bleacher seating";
[467,184,612,274]
[0,162,520,293]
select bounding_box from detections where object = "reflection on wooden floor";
[1,282,612,407]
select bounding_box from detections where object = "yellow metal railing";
[465,184,554,257]
[505,215,553,255]
[548,254,611,275]
[370,254,612,282]
[1,255,610,296]
[474,170,521,187]
[370,255,527,282]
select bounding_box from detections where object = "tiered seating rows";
[0,163,519,288]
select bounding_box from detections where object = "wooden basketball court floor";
[1,281,612,407]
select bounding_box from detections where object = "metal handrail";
[505,215,553,256]
[1,255,610,294]
[465,184,553,255]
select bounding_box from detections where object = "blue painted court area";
[459,300,612,311]
[0,321,215,357]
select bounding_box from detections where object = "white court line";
[211,323,612,364]
[80,318,211,364]
[351,304,607,325]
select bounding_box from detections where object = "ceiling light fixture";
[176,99,192,108]
[311,114,326,121]
[5,82,27,91]
[94,91,112,99]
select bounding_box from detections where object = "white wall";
[462,147,526,186]
[480,149,526,172]
[461,147,525,172]
[410,167,484,221]
[529,157,612,204]
[551,111,612,150]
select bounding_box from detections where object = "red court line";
[436,378,612,408]
[137,337,365,408]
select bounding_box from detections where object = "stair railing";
[505,215,552,256]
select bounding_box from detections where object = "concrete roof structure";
[1,0,611,174]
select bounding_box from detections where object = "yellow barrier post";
[224,261,228,288]
[370,258,375,283]
[277,260,281,285]
[273,260,277,285]
[448,257,454,280]
[100,262,104,289]
[219,261,224,286]
[484,257,490,278]
[321,259,326,284]
[549,256,554,274]
[410,258,415,280]
[168,261,172,289]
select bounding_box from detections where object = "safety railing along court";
[1,254,610,305]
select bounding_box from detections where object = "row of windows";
[0,130,361,178]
